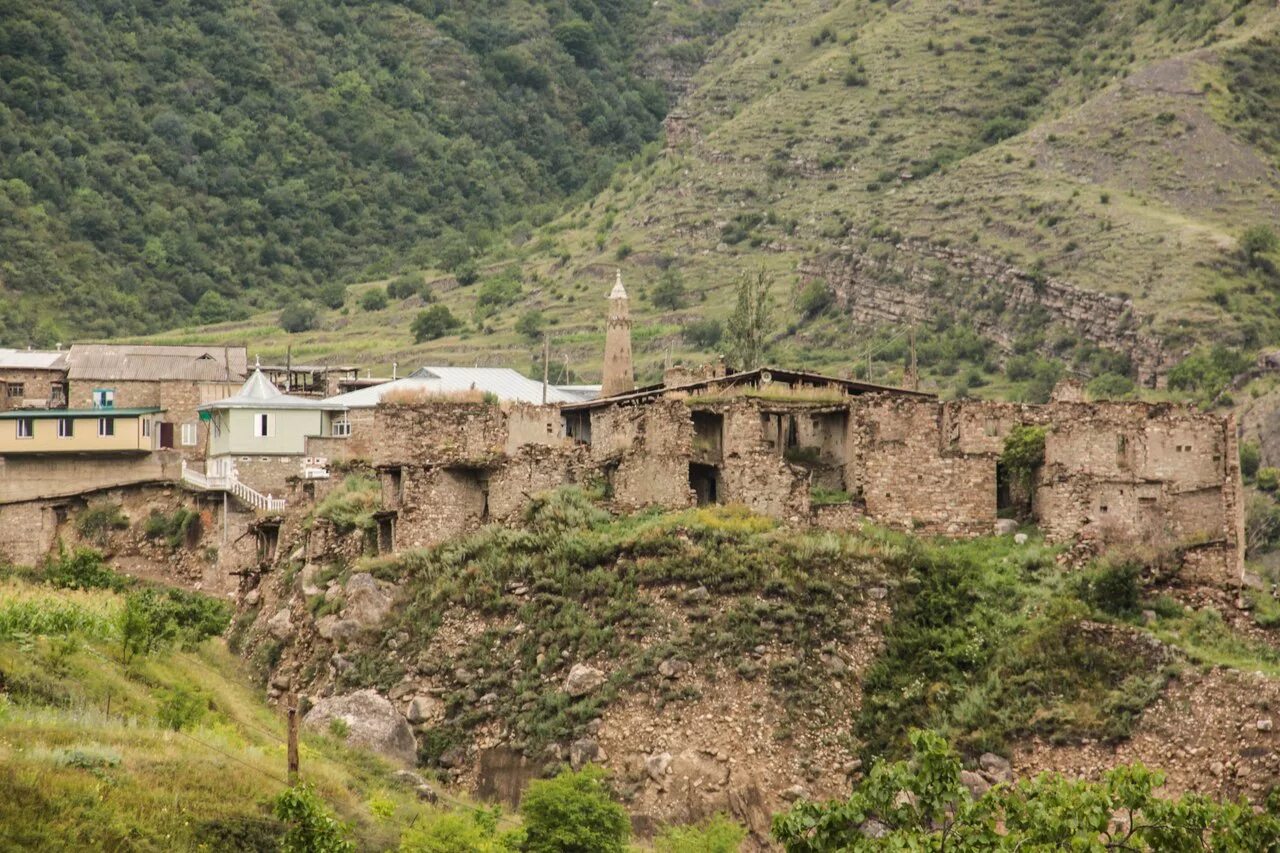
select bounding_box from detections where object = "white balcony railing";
[181,460,285,512]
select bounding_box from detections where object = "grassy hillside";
[0,0,747,341]
[0,564,492,850]
[131,0,1280,400]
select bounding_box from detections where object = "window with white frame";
[181,423,197,446]
[98,417,114,437]
[92,388,115,409]
[16,418,33,439]
[253,412,273,437]
[142,418,151,438]
[57,418,73,438]
[332,417,352,437]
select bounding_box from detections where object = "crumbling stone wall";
[857,397,996,536]
[590,400,694,510]
[371,403,509,466]
[716,403,811,517]
[307,408,378,463]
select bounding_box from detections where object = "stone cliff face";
[799,235,1173,387]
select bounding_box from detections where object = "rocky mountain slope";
[132,0,1280,400]
[220,488,1280,845]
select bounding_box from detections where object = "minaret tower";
[601,269,634,397]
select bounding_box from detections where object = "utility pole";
[285,345,292,392]
[866,339,872,383]
[287,694,299,785]
[541,333,550,404]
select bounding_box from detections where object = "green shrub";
[1241,440,1262,479]
[654,814,747,852]
[314,475,382,534]
[515,309,544,342]
[44,544,125,591]
[796,279,833,319]
[279,301,320,333]
[683,318,723,349]
[519,767,629,853]
[143,508,201,549]
[387,274,424,300]
[1241,224,1279,269]
[274,784,354,853]
[156,685,207,731]
[651,269,687,310]
[412,305,461,342]
[398,809,505,852]
[1077,558,1141,617]
[359,288,388,311]
[75,502,129,545]
[1258,467,1280,492]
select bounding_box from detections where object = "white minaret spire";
[601,269,634,397]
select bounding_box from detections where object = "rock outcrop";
[303,689,417,765]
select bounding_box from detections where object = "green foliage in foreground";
[519,767,630,853]
[773,730,1280,851]
[275,783,356,853]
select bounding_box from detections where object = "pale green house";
[198,368,347,457]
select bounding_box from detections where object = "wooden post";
[287,694,299,785]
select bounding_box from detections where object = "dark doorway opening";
[689,462,721,506]
[159,422,175,449]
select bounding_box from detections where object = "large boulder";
[303,689,416,765]
[562,663,606,697]
[266,608,293,640]
[344,573,391,628]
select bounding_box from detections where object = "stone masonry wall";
[0,368,66,410]
[590,400,695,510]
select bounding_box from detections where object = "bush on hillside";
[143,508,201,550]
[1076,558,1141,617]
[359,288,388,311]
[683,318,723,350]
[1258,467,1280,492]
[515,309,544,342]
[1241,224,1279,270]
[387,274,425,300]
[45,544,125,591]
[773,729,1280,851]
[1241,440,1262,479]
[412,305,461,342]
[280,302,320,334]
[654,814,747,852]
[156,685,207,731]
[274,784,354,853]
[75,501,129,545]
[796,279,833,319]
[519,768,629,853]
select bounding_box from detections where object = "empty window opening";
[691,411,724,462]
[689,462,721,506]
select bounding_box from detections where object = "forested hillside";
[0,0,743,341]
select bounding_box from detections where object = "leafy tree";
[515,309,544,342]
[1258,467,1280,492]
[725,268,773,371]
[1167,346,1250,400]
[156,685,207,732]
[388,274,424,300]
[519,767,630,853]
[412,305,461,342]
[192,290,233,325]
[279,302,320,333]
[773,730,1280,851]
[651,268,687,310]
[360,288,388,311]
[999,425,1046,493]
[1086,372,1135,400]
[274,784,354,853]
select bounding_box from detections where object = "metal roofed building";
[199,368,347,458]
[0,348,70,411]
[65,344,247,383]
[322,366,598,408]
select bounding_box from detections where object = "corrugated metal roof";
[199,369,346,411]
[66,344,247,382]
[410,367,582,404]
[0,349,68,370]
[323,367,581,407]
